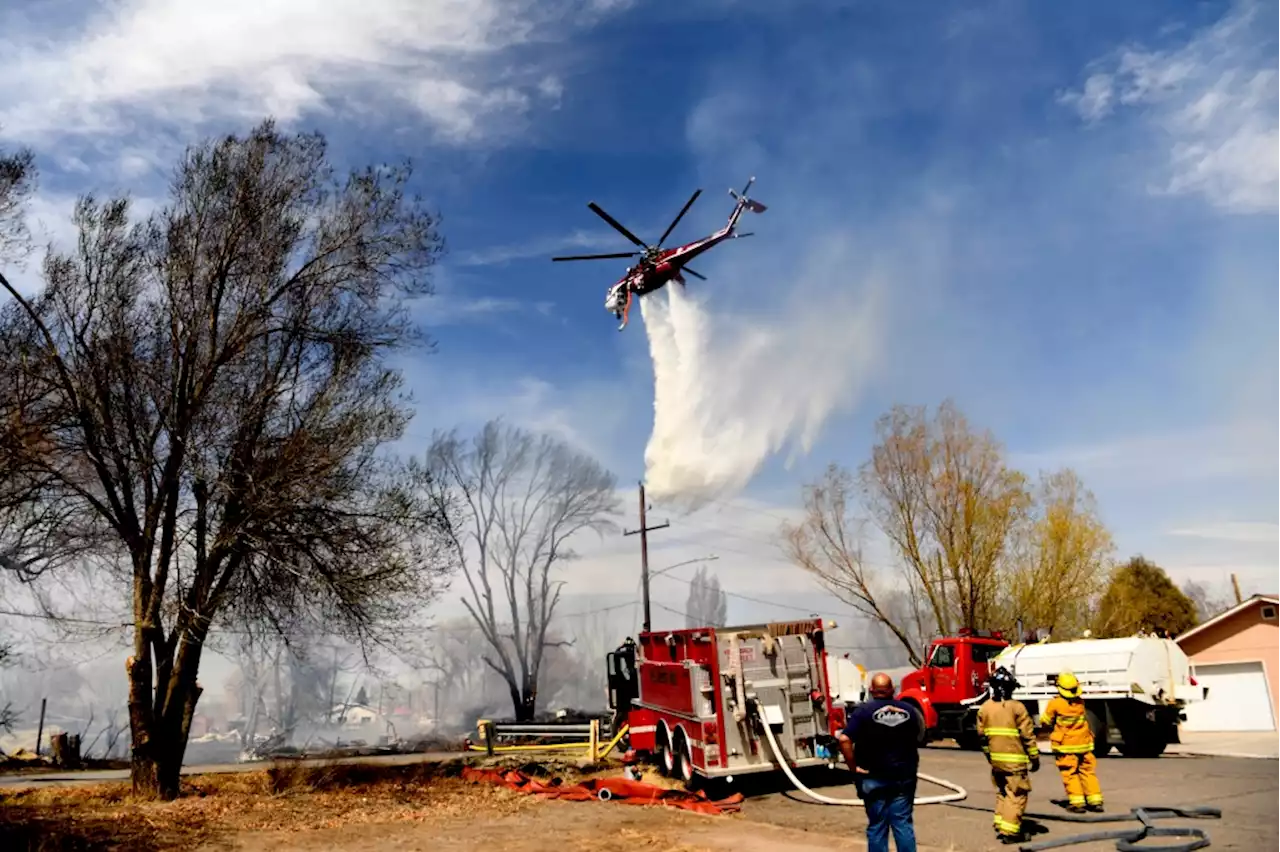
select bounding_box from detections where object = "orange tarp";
[461,766,744,815]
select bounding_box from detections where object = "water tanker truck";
[896,628,1207,757]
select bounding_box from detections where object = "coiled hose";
[754,705,967,806]
[946,802,1222,851]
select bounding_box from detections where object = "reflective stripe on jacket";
[1040,696,1093,754]
[977,698,1039,772]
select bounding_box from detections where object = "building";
[1176,595,1278,732]
[331,704,379,728]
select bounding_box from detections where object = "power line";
[647,572,853,621]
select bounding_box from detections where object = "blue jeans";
[857,776,917,852]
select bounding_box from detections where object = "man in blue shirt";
[836,672,925,852]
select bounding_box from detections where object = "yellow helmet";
[1057,671,1081,698]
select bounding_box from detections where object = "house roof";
[1176,594,1280,646]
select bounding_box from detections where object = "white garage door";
[1182,661,1276,732]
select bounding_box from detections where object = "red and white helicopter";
[552,177,767,330]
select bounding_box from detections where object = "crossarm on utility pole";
[624,482,669,633]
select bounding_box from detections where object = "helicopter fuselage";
[553,177,766,331]
[603,228,734,314]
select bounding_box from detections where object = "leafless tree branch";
[417,420,619,720]
[0,120,457,798]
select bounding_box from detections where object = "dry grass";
[0,759,535,852]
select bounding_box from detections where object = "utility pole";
[624,481,669,633]
[1231,573,1243,605]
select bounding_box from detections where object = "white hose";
[755,711,967,807]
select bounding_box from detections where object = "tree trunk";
[51,732,82,769]
[506,682,527,721]
[127,653,166,798]
[519,672,538,721]
[126,638,207,800]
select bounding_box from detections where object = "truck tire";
[1116,720,1169,758]
[956,731,983,751]
[657,727,675,776]
[1087,707,1111,757]
[673,731,698,788]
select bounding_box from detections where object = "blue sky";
[1,0,1277,640]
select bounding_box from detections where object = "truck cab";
[897,628,1009,748]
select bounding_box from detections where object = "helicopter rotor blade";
[682,267,707,281]
[657,188,702,248]
[587,202,649,249]
[551,251,641,262]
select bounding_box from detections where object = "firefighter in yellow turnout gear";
[977,667,1041,845]
[1039,671,1103,813]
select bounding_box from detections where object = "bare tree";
[0,135,36,262]
[684,566,728,628]
[420,420,620,721]
[556,603,623,709]
[784,402,1113,664]
[1,133,41,704]
[1181,580,1233,623]
[782,464,929,665]
[87,706,129,759]
[231,633,274,749]
[0,641,16,733]
[424,618,506,726]
[0,120,457,799]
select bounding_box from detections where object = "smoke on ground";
[639,272,882,511]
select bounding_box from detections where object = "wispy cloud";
[1166,522,1279,544]
[1010,419,1278,488]
[416,294,550,327]
[1058,0,1278,214]
[452,228,638,267]
[0,0,625,148]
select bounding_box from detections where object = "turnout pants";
[1055,752,1102,809]
[991,770,1031,838]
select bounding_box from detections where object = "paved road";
[736,745,1277,851]
[0,750,466,789]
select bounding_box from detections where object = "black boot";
[1086,803,1104,813]
[998,833,1025,845]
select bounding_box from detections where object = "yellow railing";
[467,719,630,761]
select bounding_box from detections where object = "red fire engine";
[606,617,846,785]
[895,628,1009,750]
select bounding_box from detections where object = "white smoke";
[639,262,885,511]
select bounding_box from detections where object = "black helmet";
[989,666,1019,701]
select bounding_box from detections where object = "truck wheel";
[674,733,698,788]
[1087,708,1111,757]
[955,731,983,751]
[1116,722,1168,758]
[658,730,676,776]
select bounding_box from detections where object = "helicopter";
[552,177,767,330]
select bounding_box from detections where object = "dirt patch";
[0,756,870,852]
[0,759,533,852]
[195,798,865,852]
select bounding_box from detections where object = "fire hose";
[753,703,967,806]
[946,802,1222,852]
